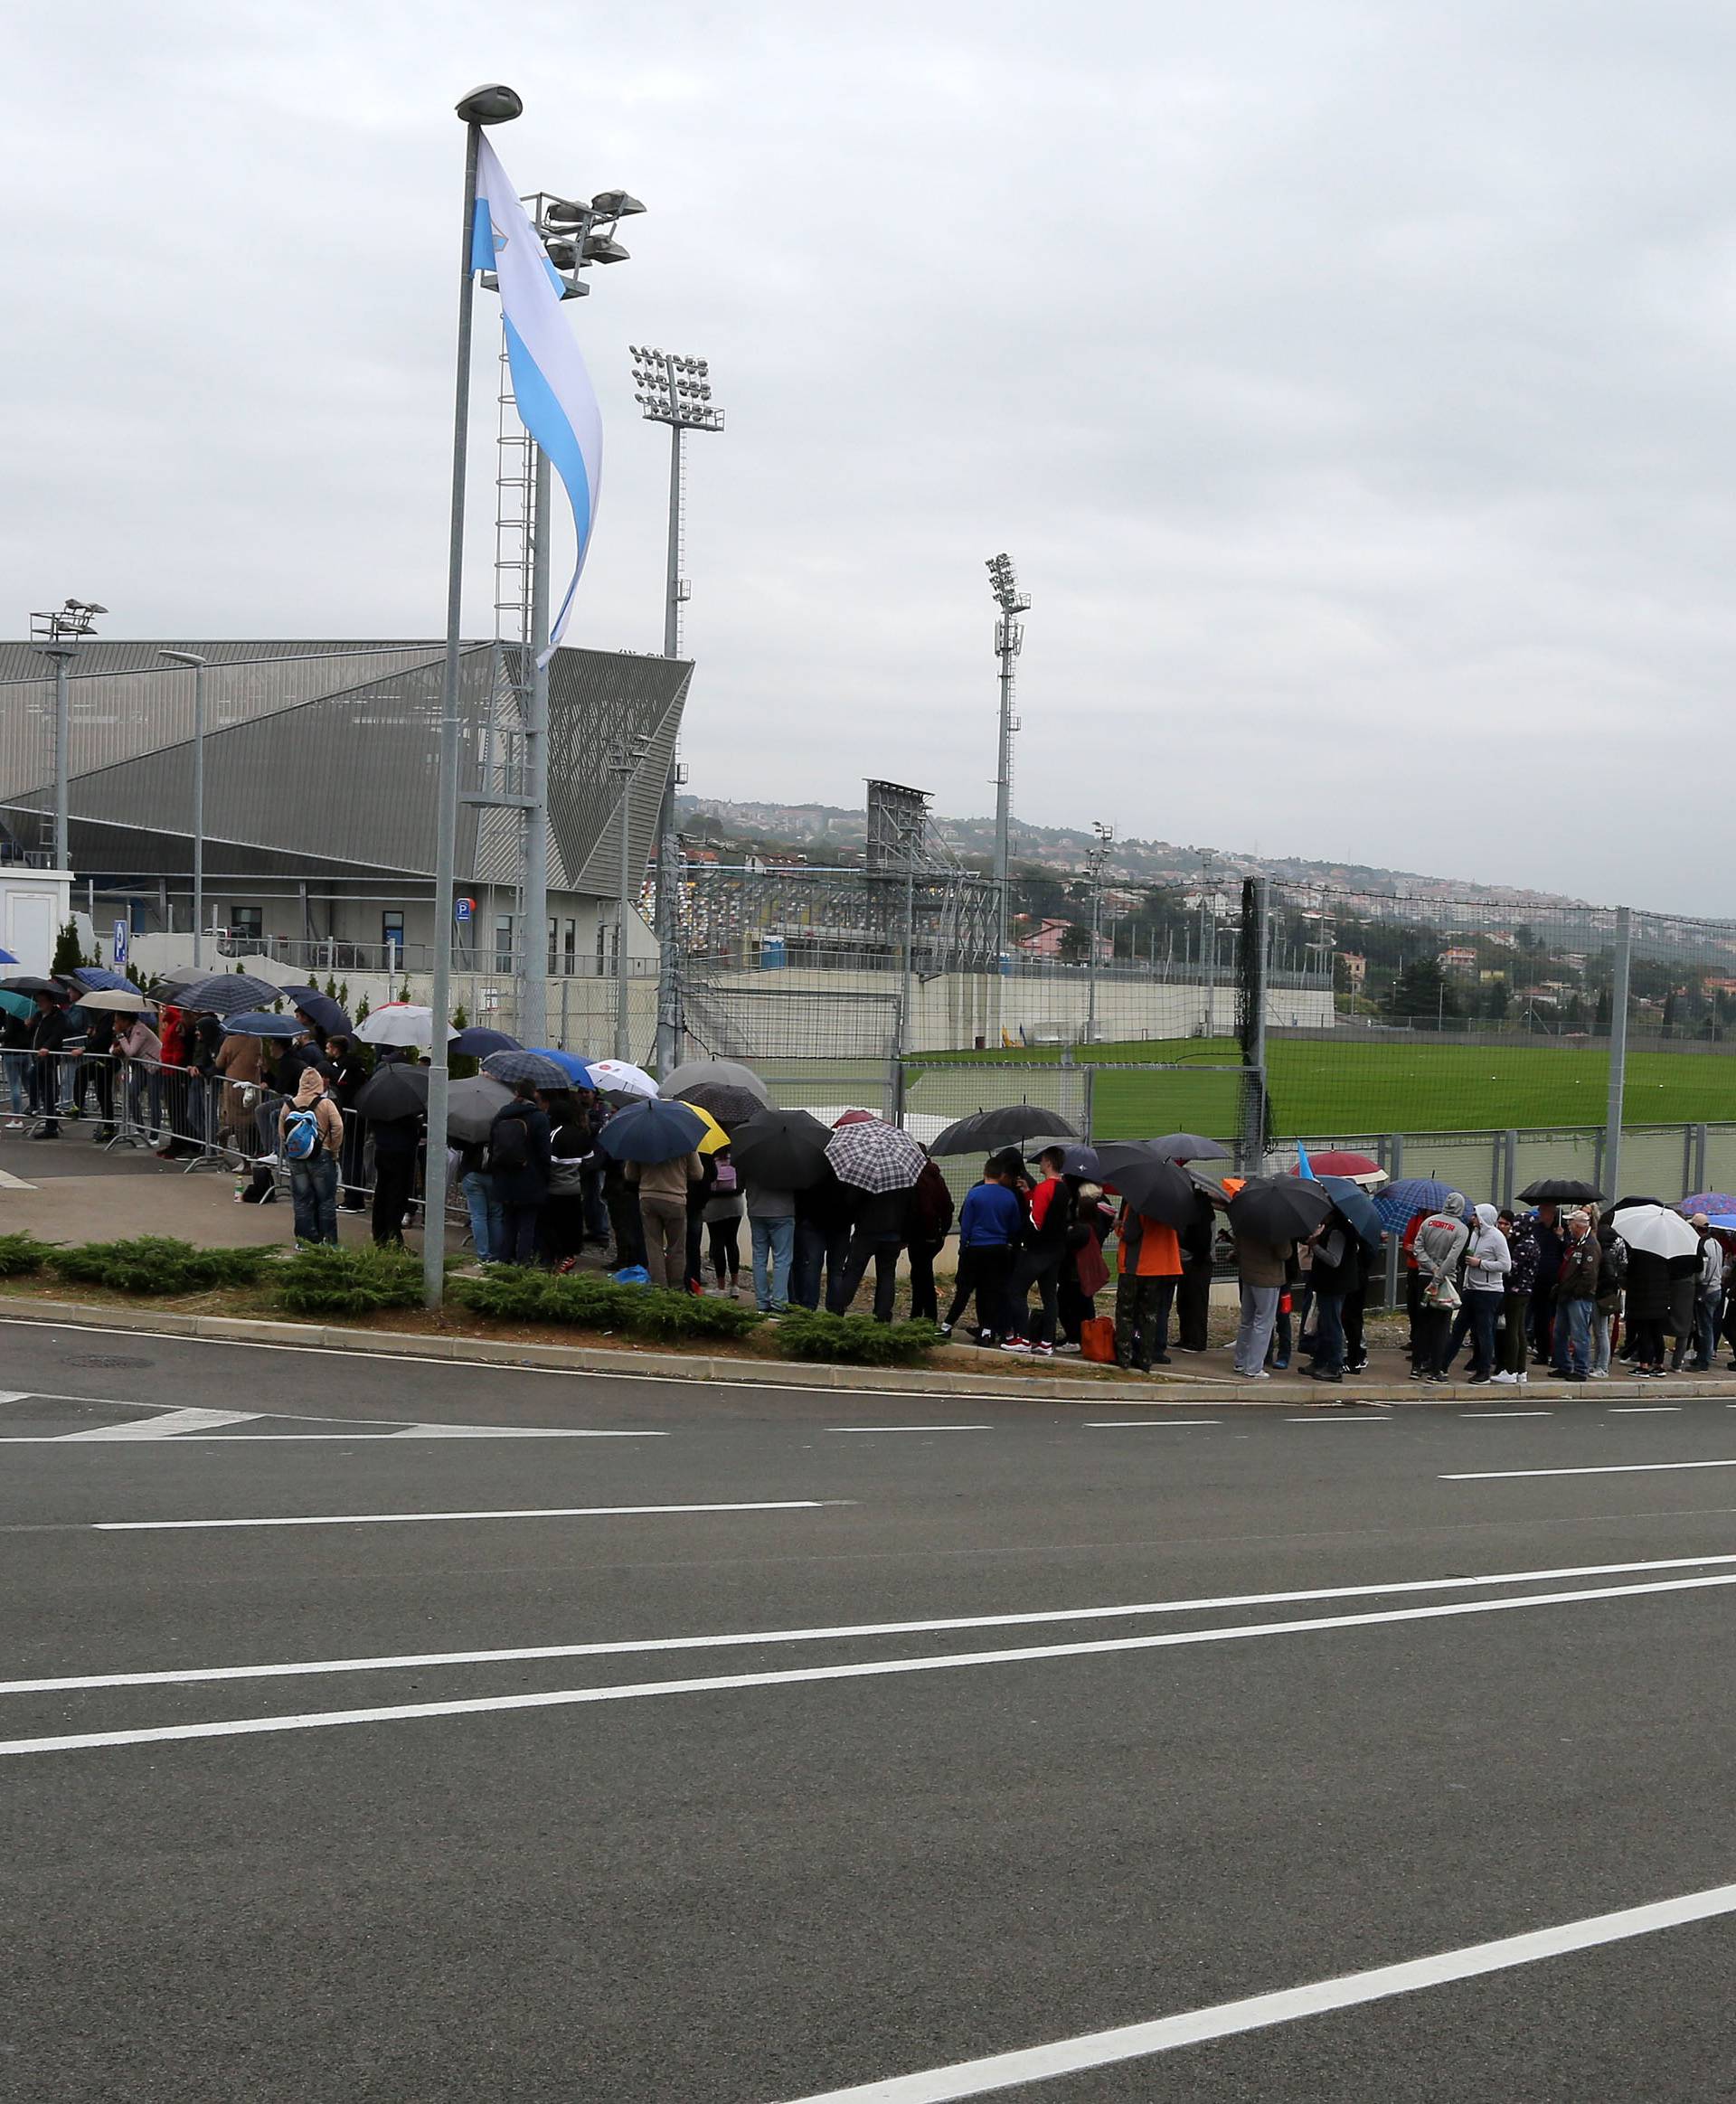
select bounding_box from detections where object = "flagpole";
[426,84,522,1311]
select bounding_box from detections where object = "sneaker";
[1346,1359,1368,1374]
[1001,1339,1033,1354]
[1244,1370,1271,1382]
[1490,1370,1515,1384]
[1514,1372,1528,1385]
[1467,1373,1491,1386]
[975,1333,1000,1348]
[1029,1342,1054,1358]
[1053,1342,1081,1356]
[1270,1358,1290,1371]
[936,1323,952,1340]
[1588,1368,1608,1380]
[1409,1367,1426,1381]
[1150,1353,1173,1365]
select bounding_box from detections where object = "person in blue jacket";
[938,1158,1024,1347]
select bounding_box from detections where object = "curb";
[7,1297,1736,1409]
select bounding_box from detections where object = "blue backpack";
[282,1106,322,1162]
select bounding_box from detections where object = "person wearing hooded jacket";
[487,1080,553,1267]
[1460,1203,1511,1384]
[277,1066,344,1246]
[1412,1194,1470,1382]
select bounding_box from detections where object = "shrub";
[46,1237,271,1297]
[0,1231,53,1277]
[449,1269,761,1343]
[626,1288,762,1343]
[271,1243,425,1316]
[774,1311,941,1365]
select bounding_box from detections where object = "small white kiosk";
[0,870,73,975]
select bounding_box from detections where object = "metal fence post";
[1502,1129,1517,1212]
[1603,904,1631,1205]
[1694,1123,1709,1197]
[1083,1064,1096,1142]
[1383,1132,1402,1311]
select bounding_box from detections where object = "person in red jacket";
[1002,1146,1077,1358]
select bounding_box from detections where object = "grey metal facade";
[0,639,691,891]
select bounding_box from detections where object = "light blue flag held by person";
[1295,1137,1316,1179]
[472,134,603,664]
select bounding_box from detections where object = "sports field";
[923,1036,1736,1140]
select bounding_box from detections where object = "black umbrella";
[1058,1143,1103,1179]
[1226,1175,1334,1243]
[596,1096,708,1165]
[1317,1175,1384,1252]
[354,1063,429,1122]
[0,975,61,997]
[1094,1143,1199,1227]
[1147,1132,1232,1163]
[674,1081,765,1127]
[169,972,283,1016]
[278,984,323,1005]
[729,1108,834,1190]
[450,1026,521,1057]
[295,992,353,1035]
[446,1074,514,1143]
[658,1057,771,1108]
[1517,1177,1603,1203]
[929,1104,1079,1156]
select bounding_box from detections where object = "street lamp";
[631,344,724,1075]
[424,81,522,1313]
[29,599,105,873]
[159,652,208,965]
[985,553,1030,968]
[606,724,655,1059]
[1086,820,1113,1049]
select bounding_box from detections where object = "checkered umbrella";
[824,1118,927,1194]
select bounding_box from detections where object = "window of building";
[547,917,559,974]
[231,906,262,947]
[562,919,577,976]
[495,914,515,975]
[596,920,607,972]
[382,910,405,964]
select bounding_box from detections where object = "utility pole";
[633,347,722,1075]
[1085,820,1112,1049]
[985,554,1031,967]
[29,599,104,875]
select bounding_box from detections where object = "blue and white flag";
[473,135,603,663]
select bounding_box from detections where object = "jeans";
[1114,1273,1175,1371]
[1009,1249,1064,1345]
[1557,1296,1593,1377]
[639,1194,688,1288]
[830,1232,902,1321]
[1233,1283,1280,1374]
[750,1214,795,1312]
[1464,1291,1499,1379]
[2,1050,26,1114]
[1592,1308,1613,1375]
[462,1169,505,1263]
[1694,1291,1722,1370]
[288,1153,339,1245]
[1312,1291,1346,1376]
[792,1218,852,1311]
[501,1201,543,1267]
[944,1245,1014,1338]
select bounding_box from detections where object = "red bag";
[1080,1316,1116,1363]
[1074,1236,1111,1299]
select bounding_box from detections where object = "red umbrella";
[1291,1150,1384,1183]
[832,1108,881,1127]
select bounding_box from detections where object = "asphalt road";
[5,1314,1736,2100]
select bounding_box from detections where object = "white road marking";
[61,1407,262,1440]
[5,1570,1733,1759]
[2,1428,660,1443]
[827,1425,993,1435]
[92,1500,850,1533]
[8,1549,1732,1698]
[1459,1411,1553,1418]
[1446,1459,1736,1481]
[1284,1415,1391,1423]
[0,1168,36,1190]
[770,1880,1736,2102]
[1084,1420,1221,1429]
[0,1390,665,1440]
[1610,1405,1682,1413]
[0,1392,33,1406]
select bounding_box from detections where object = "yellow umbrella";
[690,1103,730,1155]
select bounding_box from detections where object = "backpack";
[488,1112,530,1175]
[282,1106,322,1162]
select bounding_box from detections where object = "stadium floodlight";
[29,597,106,873]
[985,553,1031,967]
[630,344,727,1071]
[1086,820,1114,1046]
[590,188,646,218]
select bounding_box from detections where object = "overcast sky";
[10,1,1736,911]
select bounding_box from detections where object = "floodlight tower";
[28,598,105,873]
[631,345,725,1074]
[1086,819,1114,1048]
[985,553,1030,966]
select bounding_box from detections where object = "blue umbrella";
[0,988,32,1021]
[526,1046,593,1086]
[222,1011,304,1039]
[0,947,16,967]
[1373,1177,1464,1232]
[1058,1142,1102,1179]
[1319,1175,1384,1252]
[450,1026,520,1057]
[596,1096,707,1165]
[294,992,353,1034]
[71,967,146,996]
[168,972,281,1016]
[481,1050,570,1089]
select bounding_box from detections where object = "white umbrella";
[354,1004,457,1050]
[589,1058,658,1099]
[72,987,151,1012]
[1611,1203,1700,1260]
[825,1118,928,1194]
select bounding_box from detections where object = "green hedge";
[271,1243,427,1316]
[45,1237,272,1297]
[773,1311,941,1365]
[450,1269,762,1343]
[0,1232,53,1278]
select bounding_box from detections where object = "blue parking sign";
[112,920,128,967]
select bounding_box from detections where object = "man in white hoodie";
[1462,1203,1512,1386]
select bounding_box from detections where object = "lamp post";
[422,81,523,1313]
[1085,820,1113,1050]
[607,727,654,1059]
[632,345,724,1075]
[159,652,208,966]
[985,554,1030,968]
[29,599,105,873]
